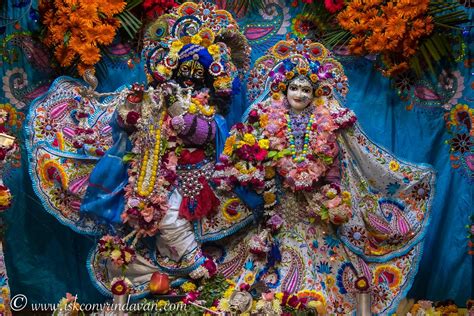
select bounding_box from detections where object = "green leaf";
[123,152,136,163]
[268,151,278,158]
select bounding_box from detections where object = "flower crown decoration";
[247,38,348,104]
[142,2,250,96]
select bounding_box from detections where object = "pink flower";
[262,292,275,301]
[325,196,342,208]
[267,214,284,231]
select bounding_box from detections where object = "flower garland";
[39,0,126,75]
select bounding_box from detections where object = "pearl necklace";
[136,110,166,197]
[286,112,315,163]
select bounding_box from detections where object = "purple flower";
[267,214,284,231]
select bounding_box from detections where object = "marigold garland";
[39,0,126,75]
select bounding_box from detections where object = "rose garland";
[39,0,126,75]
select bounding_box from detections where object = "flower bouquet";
[307,184,352,225]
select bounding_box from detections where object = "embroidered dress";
[210,38,436,315]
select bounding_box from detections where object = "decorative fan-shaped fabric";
[25,77,119,235]
[337,125,435,261]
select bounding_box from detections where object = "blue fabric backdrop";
[0,0,472,306]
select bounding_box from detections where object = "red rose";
[287,295,300,308]
[126,111,140,125]
[248,110,259,124]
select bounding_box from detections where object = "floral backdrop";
[0,0,472,306]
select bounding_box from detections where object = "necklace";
[136,110,166,197]
[286,112,315,163]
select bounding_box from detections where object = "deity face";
[286,77,313,113]
[175,59,206,90]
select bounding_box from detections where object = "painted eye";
[303,89,311,93]
[195,70,204,78]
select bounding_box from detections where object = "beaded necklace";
[136,110,166,197]
[285,110,315,163]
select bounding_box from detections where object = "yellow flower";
[226,279,236,287]
[218,298,231,311]
[258,139,269,150]
[278,82,286,91]
[0,303,4,312]
[272,92,282,101]
[207,44,220,56]
[297,67,308,75]
[170,40,184,53]
[389,160,400,172]
[315,97,325,107]
[286,71,295,80]
[259,114,269,128]
[239,133,255,147]
[263,191,276,205]
[224,134,237,156]
[244,272,255,284]
[326,275,335,288]
[342,191,351,200]
[180,282,196,292]
[191,34,202,45]
[157,64,171,77]
[264,166,276,179]
[188,102,198,114]
[1,287,9,295]
[223,287,234,299]
[275,292,283,302]
[310,73,319,83]
[110,249,121,260]
[156,300,168,308]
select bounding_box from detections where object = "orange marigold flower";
[95,24,117,45]
[363,0,383,9]
[77,3,100,22]
[402,38,417,57]
[42,10,55,26]
[54,45,77,67]
[348,36,366,55]
[386,16,406,38]
[369,16,387,33]
[336,10,354,30]
[364,32,388,54]
[382,2,398,17]
[68,35,86,52]
[77,44,101,66]
[99,0,126,17]
[384,62,409,77]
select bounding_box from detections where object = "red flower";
[239,283,250,291]
[202,258,217,276]
[287,295,300,308]
[324,0,345,13]
[248,109,259,124]
[126,111,140,125]
[111,279,128,295]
